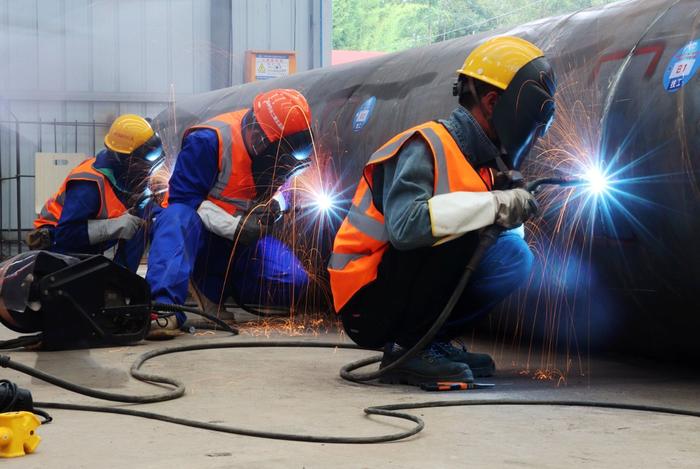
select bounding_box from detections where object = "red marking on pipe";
[590,41,666,83]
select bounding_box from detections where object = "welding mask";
[0,251,150,350]
[492,57,556,170]
[242,110,312,199]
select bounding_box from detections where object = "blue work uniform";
[146,129,308,325]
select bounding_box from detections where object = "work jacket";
[34,158,127,229]
[328,121,494,312]
[184,110,256,215]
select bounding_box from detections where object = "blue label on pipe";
[663,39,700,93]
[352,97,376,132]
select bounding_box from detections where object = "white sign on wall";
[255,54,291,80]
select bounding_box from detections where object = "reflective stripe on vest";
[186,109,256,214]
[328,121,491,312]
[33,158,127,228]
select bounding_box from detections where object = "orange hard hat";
[253,89,312,142]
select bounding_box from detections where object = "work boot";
[432,339,496,377]
[187,282,236,329]
[378,343,474,386]
[146,315,182,340]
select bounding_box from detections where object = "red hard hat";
[253,89,312,142]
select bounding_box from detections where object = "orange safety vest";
[184,109,256,215]
[328,121,494,312]
[34,158,128,229]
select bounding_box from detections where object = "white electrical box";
[34,153,88,214]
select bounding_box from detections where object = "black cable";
[0,333,43,350]
[32,408,53,424]
[152,302,240,335]
[4,342,425,444]
[0,379,19,411]
[340,225,504,383]
[230,288,291,318]
[4,341,700,445]
[0,378,52,424]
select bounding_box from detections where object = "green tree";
[332,0,619,53]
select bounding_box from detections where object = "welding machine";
[0,251,151,350]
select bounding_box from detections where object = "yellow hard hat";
[457,36,544,90]
[104,114,155,154]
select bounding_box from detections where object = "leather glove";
[491,188,539,229]
[198,200,281,245]
[236,200,281,246]
[87,213,143,244]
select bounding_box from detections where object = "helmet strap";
[495,154,510,173]
[468,78,487,120]
[467,77,499,140]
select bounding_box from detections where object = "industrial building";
[0,0,331,255]
[0,0,699,467]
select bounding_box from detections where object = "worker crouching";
[28,114,163,272]
[328,37,557,385]
[146,89,314,337]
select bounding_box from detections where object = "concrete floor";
[1,320,699,468]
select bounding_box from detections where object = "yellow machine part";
[0,411,42,458]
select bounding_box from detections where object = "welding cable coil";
[3,340,700,444]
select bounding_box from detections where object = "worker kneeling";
[146,89,313,336]
[328,37,556,385]
[28,115,163,271]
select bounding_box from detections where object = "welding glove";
[87,213,144,244]
[492,188,539,229]
[428,188,538,241]
[197,199,281,246]
[235,200,282,246]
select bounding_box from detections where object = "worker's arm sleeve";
[53,180,104,253]
[167,129,220,210]
[428,191,497,239]
[382,137,498,250]
[382,138,441,250]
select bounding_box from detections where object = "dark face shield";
[492,57,557,170]
[242,110,313,200]
[130,133,164,168]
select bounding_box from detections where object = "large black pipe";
[153,0,700,362]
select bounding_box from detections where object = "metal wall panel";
[229,0,331,84]
[0,0,330,246]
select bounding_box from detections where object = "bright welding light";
[314,191,335,212]
[584,166,609,195]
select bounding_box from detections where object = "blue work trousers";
[146,203,309,324]
[339,230,534,348]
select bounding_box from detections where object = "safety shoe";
[146,315,182,340]
[378,343,474,386]
[432,340,496,377]
[187,283,237,330]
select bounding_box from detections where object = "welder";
[328,36,556,385]
[28,114,163,272]
[146,89,313,337]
